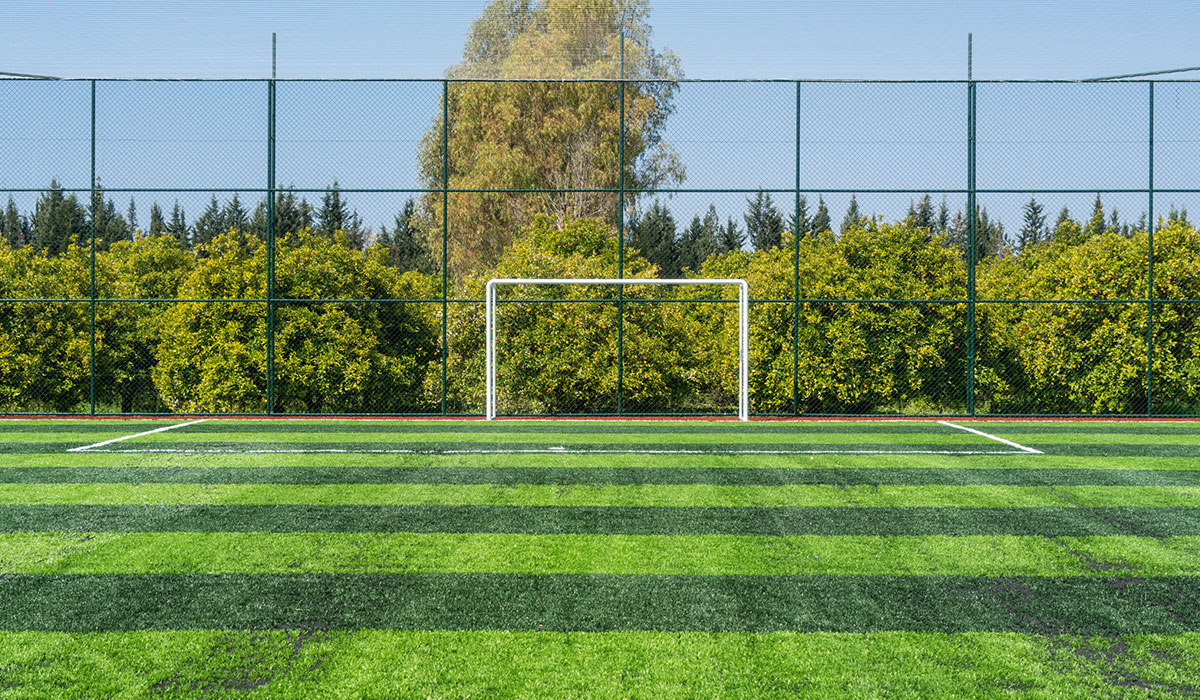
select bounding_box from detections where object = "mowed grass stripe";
[7,466,1200,486]
[5,533,1200,577]
[3,631,1198,700]
[3,483,1198,507]
[2,573,1199,633]
[8,452,1200,470]
[130,431,989,446]
[4,505,1200,536]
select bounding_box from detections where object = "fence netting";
[0,78,1197,415]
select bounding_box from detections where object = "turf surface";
[0,418,1198,697]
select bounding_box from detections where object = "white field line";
[79,447,1027,456]
[937,421,1044,455]
[66,419,210,452]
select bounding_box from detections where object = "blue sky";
[3,1,1199,240]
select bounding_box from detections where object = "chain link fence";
[1,77,1197,416]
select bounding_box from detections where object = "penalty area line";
[937,420,1044,455]
[66,419,210,453]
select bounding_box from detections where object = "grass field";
[2,418,1200,698]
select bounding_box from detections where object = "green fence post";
[793,80,801,416]
[966,79,977,417]
[1147,81,1155,416]
[441,80,449,415]
[89,80,96,415]
[616,33,626,416]
[266,78,276,415]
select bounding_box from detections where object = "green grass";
[1,418,1199,697]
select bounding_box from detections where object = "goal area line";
[69,447,1036,456]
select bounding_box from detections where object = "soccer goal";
[485,278,749,420]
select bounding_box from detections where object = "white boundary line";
[78,447,1027,456]
[66,419,210,453]
[937,420,1043,455]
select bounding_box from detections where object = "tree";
[166,201,189,248]
[1018,197,1046,252]
[2,197,29,248]
[974,205,1005,259]
[626,200,678,277]
[148,203,166,237]
[810,196,831,235]
[30,181,88,255]
[936,197,950,234]
[787,195,810,240]
[126,198,138,236]
[421,0,684,279]
[744,191,784,251]
[717,216,745,254]
[679,206,719,272]
[191,196,224,248]
[1083,194,1106,239]
[375,199,434,272]
[316,182,365,248]
[841,194,862,234]
[91,185,132,250]
[222,193,248,234]
[909,194,934,230]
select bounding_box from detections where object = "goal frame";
[485,278,750,421]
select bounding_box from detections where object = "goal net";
[485,278,749,420]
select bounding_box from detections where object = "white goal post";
[485,278,750,421]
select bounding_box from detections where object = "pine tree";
[31,181,88,255]
[717,217,745,254]
[90,183,131,249]
[166,201,189,247]
[276,188,314,237]
[912,194,940,230]
[787,195,810,240]
[1018,197,1046,252]
[1168,204,1188,225]
[126,198,138,236]
[2,196,29,247]
[147,203,166,237]
[1136,212,1148,234]
[626,200,678,277]
[1055,207,1072,229]
[974,205,1006,259]
[376,199,433,272]
[936,197,950,234]
[743,191,784,251]
[678,209,718,273]
[949,210,966,253]
[810,196,832,235]
[840,194,862,234]
[222,193,248,234]
[191,196,224,247]
[1083,194,1106,239]
[316,182,366,248]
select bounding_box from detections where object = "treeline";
[1,210,1196,415]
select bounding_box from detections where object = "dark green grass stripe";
[2,573,1197,633]
[15,443,1200,457]
[0,442,1013,454]
[0,422,964,435]
[4,505,1200,536]
[6,467,1200,486]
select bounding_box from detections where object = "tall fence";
[1,78,1198,416]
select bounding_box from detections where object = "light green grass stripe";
[997,433,1200,446]
[2,483,1199,507]
[133,430,983,446]
[3,533,1199,577]
[0,630,1196,699]
[6,452,1200,471]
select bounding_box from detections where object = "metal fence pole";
[966,80,977,416]
[1147,81,1155,416]
[89,80,96,415]
[616,78,626,416]
[266,78,276,415]
[441,80,449,415]
[793,80,801,416]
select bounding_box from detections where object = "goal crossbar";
[485,278,750,420]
